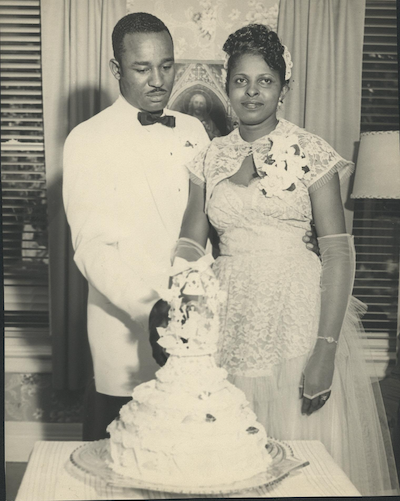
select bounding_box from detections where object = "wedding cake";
[107,256,272,488]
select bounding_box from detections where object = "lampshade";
[351,130,400,199]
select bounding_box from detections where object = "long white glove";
[300,233,355,414]
[171,237,206,263]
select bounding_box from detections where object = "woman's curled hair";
[223,24,287,93]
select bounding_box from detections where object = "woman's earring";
[276,98,284,118]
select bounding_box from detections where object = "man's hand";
[303,225,319,256]
[149,299,170,367]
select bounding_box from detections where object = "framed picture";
[169,62,238,138]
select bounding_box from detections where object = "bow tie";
[137,111,176,128]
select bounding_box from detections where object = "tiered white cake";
[107,257,272,487]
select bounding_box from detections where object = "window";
[1,0,49,346]
[353,0,399,376]
[361,0,399,131]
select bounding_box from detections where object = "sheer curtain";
[41,0,126,389]
[277,0,366,231]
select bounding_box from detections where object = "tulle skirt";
[227,298,399,496]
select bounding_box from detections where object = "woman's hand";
[300,339,337,415]
[300,389,332,416]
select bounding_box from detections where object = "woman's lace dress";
[186,119,399,496]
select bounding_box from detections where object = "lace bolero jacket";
[185,119,354,224]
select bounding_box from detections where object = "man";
[63,12,209,440]
[63,12,317,440]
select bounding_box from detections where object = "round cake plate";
[67,439,309,495]
[67,438,310,496]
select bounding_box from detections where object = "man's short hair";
[112,12,172,63]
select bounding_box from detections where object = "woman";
[172,24,398,495]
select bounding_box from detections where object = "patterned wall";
[126,0,279,61]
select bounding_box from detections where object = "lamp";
[351,130,400,199]
[351,130,400,375]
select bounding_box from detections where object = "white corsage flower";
[259,164,294,196]
[258,135,310,199]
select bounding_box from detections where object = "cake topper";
[157,255,226,356]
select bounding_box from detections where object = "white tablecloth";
[16,440,361,499]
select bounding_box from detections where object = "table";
[16,440,361,499]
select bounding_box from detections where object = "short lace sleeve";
[299,133,354,193]
[185,144,210,186]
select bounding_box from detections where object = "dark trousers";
[82,378,131,441]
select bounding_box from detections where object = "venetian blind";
[353,0,399,375]
[1,0,49,334]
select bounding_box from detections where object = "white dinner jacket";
[63,96,209,395]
